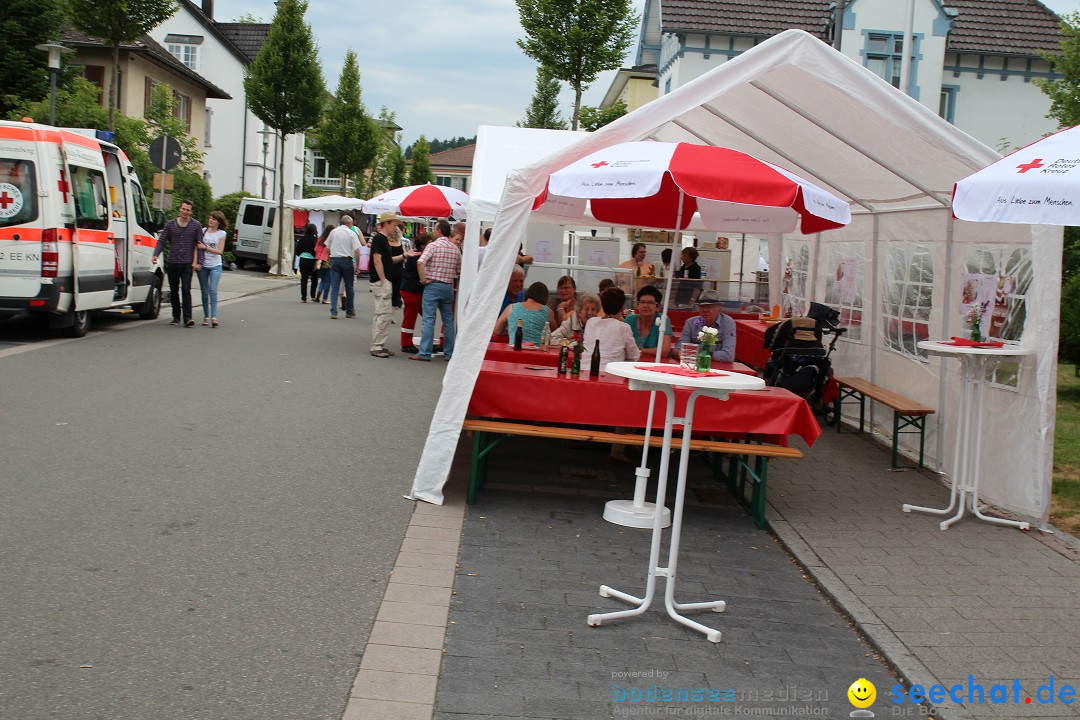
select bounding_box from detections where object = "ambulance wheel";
[64,310,90,338]
[138,280,162,320]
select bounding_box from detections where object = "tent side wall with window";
[409,30,1059,525]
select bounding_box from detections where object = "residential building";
[600,63,659,113]
[430,143,474,193]
[149,0,306,200]
[618,0,1064,149]
[304,117,402,197]
[63,28,230,160]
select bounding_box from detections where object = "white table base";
[907,344,1030,531]
[586,382,729,642]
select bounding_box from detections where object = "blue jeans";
[197,264,222,318]
[316,266,331,300]
[419,281,455,359]
[329,257,354,316]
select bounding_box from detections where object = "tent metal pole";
[674,115,875,214]
[749,81,952,207]
[809,232,822,306]
[936,214,957,473]
[869,214,880,432]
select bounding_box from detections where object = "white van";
[0,120,163,337]
[234,197,276,267]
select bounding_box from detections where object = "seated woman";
[494,281,556,344]
[550,292,600,344]
[624,286,673,362]
[553,275,578,324]
[583,286,640,371]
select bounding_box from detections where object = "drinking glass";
[681,343,699,370]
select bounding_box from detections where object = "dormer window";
[164,34,203,70]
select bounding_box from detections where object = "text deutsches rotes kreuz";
[1037,158,1080,173]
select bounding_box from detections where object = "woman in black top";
[295,224,318,302]
[399,232,429,353]
[674,246,702,279]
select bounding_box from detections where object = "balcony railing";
[308,176,354,191]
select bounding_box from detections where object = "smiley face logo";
[848,678,876,708]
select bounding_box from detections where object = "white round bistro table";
[912,341,1034,531]
[588,361,766,642]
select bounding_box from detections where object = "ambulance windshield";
[0,159,37,228]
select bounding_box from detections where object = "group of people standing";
[303,213,464,361]
[152,199,227,328]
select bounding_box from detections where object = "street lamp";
[35,42,73,126]
[257,128,276,199]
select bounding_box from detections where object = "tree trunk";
[572,85,583,131]
[109,43,120,132]
[276,132,287,275]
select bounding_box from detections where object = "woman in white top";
[583,286,640,371]
[196,210,227,327]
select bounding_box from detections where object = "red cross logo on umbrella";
[591,161,609,168]
[1016,158,1044,173]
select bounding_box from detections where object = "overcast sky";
[210,0,1080,148]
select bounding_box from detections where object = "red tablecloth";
[483,342,759,375]
[469,360,820,445]
[733,319,778,369]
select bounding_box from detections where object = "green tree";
[408,136,433,186]
[67,0,177,131]
[319,50,379,194]
[362,107,399,196]
[145,83,203,172]
[516,0,637,130]
[170,169,212,220]
[244,0,324,274]
[0,0,67,117]
[392,146,407,188]
[517,67,568,129]
[1036,12,1080,128]
[578,100,627,131]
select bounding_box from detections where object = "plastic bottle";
[513,318,523,351]
[540,321,551,351]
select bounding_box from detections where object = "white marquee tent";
[409,30,1060,526]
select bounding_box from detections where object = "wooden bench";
[834,377,935,469]
[462,418,803,529]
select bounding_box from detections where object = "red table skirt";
[469,360,820,445]
[734,319,778,369]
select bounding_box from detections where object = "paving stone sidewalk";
[427,426,1080,720]
[433,439,897,719]
[768,429,1080,719]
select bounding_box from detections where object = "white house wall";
[947,54,1059,150]
[659,0,1058,152]
[151,11,305,200]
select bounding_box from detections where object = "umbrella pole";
[605,191,686,529]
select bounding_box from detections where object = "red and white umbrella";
[534,141,850,234]
[953,124,1080,225]
[532,141,851,529]
[363,183,468,219]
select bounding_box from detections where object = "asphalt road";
[0,285,446,720]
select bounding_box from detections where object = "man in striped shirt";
[411,220,462,362]
[153,199,203,327]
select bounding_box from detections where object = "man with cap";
[411,220,462,362]
[369,211,403,358]
[676,289,736,363]
[325,214,362,319]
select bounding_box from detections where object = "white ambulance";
[0,120,163,337]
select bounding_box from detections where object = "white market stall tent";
[409,29,1060,526]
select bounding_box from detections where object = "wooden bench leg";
[750,456,768,530]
